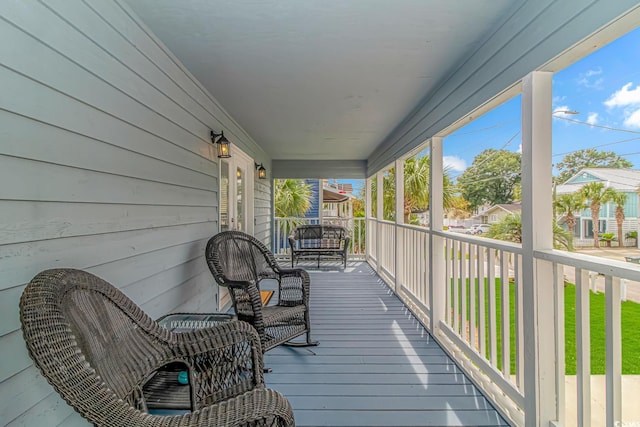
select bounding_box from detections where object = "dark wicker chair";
[206,231,318,352]
[19,268,295,427]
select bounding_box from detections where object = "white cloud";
[552,95,566,105]
[623,109,640,129]
[443,156,466,172]
[586,112,598,126]
[577,68,604,89]
[517,143,522,154]
[604,82,640,107]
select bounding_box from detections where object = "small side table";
[144,313,235,412]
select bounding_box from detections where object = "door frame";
[219,146,254,235]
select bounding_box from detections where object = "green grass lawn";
[450,279,640,374]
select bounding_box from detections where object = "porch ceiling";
[125,0,518,161]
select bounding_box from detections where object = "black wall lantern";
[210,130,231,158]
[255,162,267,180]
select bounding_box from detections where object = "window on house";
[582,219,607,238]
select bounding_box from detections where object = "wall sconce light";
[255,162,267,179]
[210,130,231,158]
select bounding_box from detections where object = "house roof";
[485,203,522,214]
[556,168,640,194]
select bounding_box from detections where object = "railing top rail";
[433,230,523,254]
[396,223,430,233]
[535,249,640,282]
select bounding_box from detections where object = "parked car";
[446,225,466,233]
[467,224,491,235]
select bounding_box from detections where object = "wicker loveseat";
[288,224,350,268]
[19,268,294,427]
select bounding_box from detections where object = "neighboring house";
[555,168,640,246]
[303,179,354,221]
[484,203,522,224]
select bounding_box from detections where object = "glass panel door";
[218,147,253,234]
[236,166,245,232]
[220,161,230,231]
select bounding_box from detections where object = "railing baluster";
[516,254,524,391]
[453,239,460,334]
[605,275,621,426]
[500,250,510,379]
[553,262,565,425]
[460,241,468,341]
[469,243,477,351]
[576,268,591,427]
[478,246,486,358]
[488,248,497,368]
[445,238,451,325]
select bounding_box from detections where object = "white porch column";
[395,158,405,292]
[376,170,384,274]
[429,137,445,333]
[366,177,372,260]
[521,71,558,427]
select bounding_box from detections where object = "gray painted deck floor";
[264,262,508,427]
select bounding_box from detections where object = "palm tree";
[380,156,455,223]
[274,179,313,243]
[274,179,312,217]
[554,193,587,238]
[578,182,616,248]
[609,191,627,247]
[486,213,573,251]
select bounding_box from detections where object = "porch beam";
[521,71,558,427]
[429,137,445,333]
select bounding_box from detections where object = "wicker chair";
[206,231,318,352]
[19,268,295,427]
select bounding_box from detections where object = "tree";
[578,182,616,248]
[378,156,455,223]
[554,193,587,237]
[486,213,573,251]
[274,179,312,217]
[555,148,633,184]
[610,191,627,246]
[446,196,472,220]
[457,149,521,210]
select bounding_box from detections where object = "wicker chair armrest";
[169,320,265,407]
[343,236,351,253]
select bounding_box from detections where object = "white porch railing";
[273,217,366,259]
[366,217,640,427]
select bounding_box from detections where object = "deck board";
[263,262,508,426]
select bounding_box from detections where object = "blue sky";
[444,25,640,181]
[339,26,640,194]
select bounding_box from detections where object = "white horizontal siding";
[254,178,273,245]
[0,1,270,425]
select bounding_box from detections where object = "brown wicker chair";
[19,268,295,427]
[206,231,318,352]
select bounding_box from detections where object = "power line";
[552,136,640,157]
[555,115,640,134]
